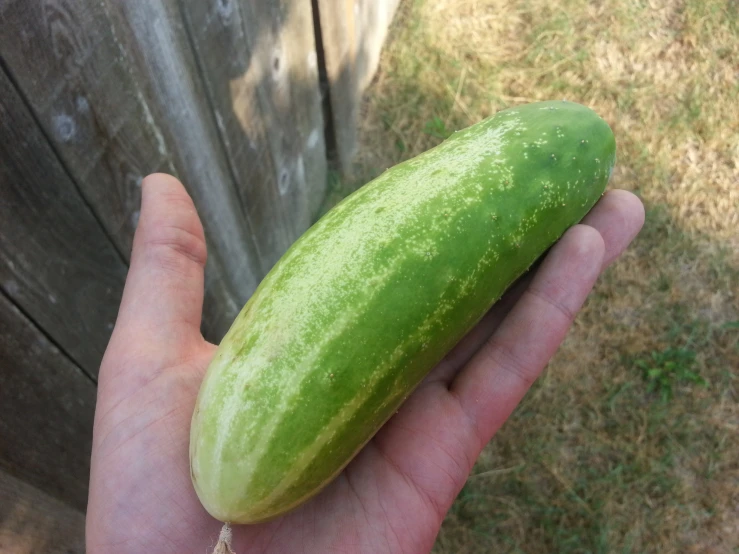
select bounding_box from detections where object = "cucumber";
[190,100,616,523]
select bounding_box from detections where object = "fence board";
[315,0,399,176]
[354,0,401,93]
[0,0,244,342]
[0,470,85,554]
[0,0,174,258]
[0,292,96,511]
[247,0,327,222]
[180,0,294,267]
[0,67,126,376]
[314,0,358,176]
[103,0,263,312]
[181,0,327,269]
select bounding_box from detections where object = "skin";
[86,173,644,553]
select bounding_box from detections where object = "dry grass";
[333,0,739,551]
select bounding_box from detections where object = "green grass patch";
[636,347,706,402]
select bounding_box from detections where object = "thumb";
[111,173,208,364]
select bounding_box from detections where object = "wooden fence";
[0,0,399,550]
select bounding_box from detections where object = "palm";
[87,174,643,553]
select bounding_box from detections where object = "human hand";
[86,173,643,553]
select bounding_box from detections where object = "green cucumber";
[190,100,616,523]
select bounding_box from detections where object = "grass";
[636,346,706,403]
[326,0,739,551]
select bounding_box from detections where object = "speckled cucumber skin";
[190,100,616,524]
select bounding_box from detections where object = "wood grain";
[0,0,175,258]
[354,0,401,93]
[0,291,96,511]
[0,470,85,554]
[0,0,243,341]
[180,0,291,269]
[315,0,399,176]
[250,0,327,224]
[103,0,262,317]
[0,67,127,376]
[315,0,359,176]
[181,0,326,270]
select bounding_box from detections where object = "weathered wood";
[0,0,242,342]
[315,0,399,176]
[244,0,327,223]
[0,291,96,512]
[0,67,126,376]
[180,0,327,269]
[0,470,85,554]
[0,0,175,259]
[179,0,293,267]
[314,0,358,175]
[354,0,401,92]
[103,0,263,312]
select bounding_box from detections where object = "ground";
[322,0,739,551]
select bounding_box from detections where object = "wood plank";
[315,0,359,176]
[315,0,399,176]
[0,470,85,554]
[252,0,327,223]
[0,0,174,258]
[0,67,127,376]
[179,0,294,267]
[0,291,96,512]
[181,0,328,269]
[103,0,263,310]
[0,0,241,341]
[354,0,401,92]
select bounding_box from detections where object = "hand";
[86,173,644,553]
